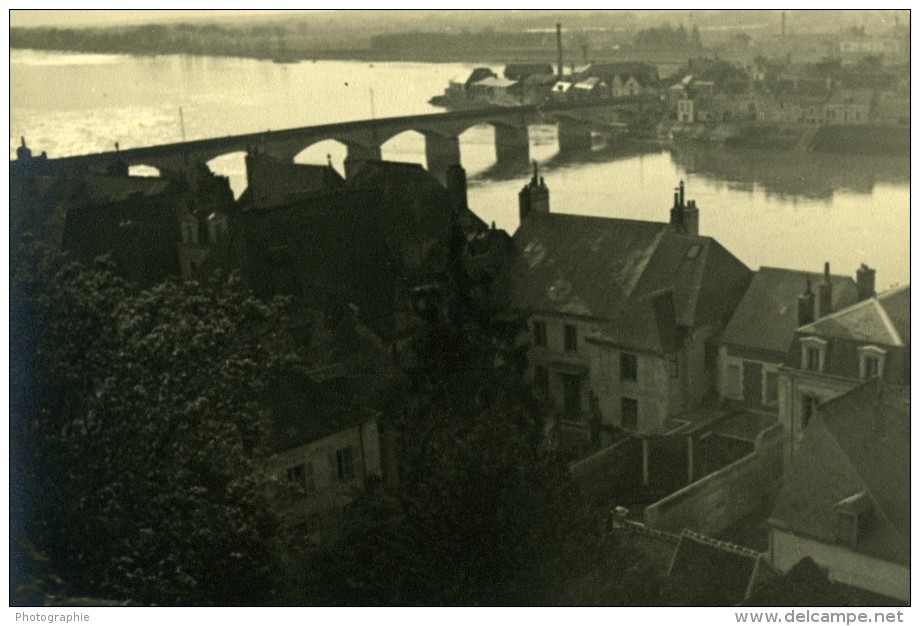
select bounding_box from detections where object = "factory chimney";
[556,23,564,80]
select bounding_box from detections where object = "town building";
[235,155,487,337]
[509,172,751,439]
[264,370,383,544]
[718,265,860,412]
[777,282,909,463]
[768,378,909,602]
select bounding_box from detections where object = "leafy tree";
[11,240,309,605]
[280,218,611,606]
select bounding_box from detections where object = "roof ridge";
[757,266,857,282]
[872,298,903,346]
[797,289,901,336]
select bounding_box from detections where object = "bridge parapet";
[14,100,650,185]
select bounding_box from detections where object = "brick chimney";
[519,161,549,222]
[856,263,876,301]
[798,277,815,327]
[817,262,833,319]
[668,180,699,236]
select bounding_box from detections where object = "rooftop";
[798,284,910,346]
[721,266,859,355]
[769,378,910,565]
[265,371,378,452]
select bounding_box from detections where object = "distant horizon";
[9,9,320,29]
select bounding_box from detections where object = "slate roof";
[241,152,345,208]
[509,213,667,318]
[721,267,859,355]
[769,378,910,565]
[511,214,751,349]
[80,174,175,204]
[473,76,519,89]
[662,531,763,606]
[265,370,378,453]
[798,284,910,347]
[601,289,680,354]
[626,232,751,329]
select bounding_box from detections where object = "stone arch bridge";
[25,98,653,185]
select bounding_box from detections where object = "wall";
[644,425,784,537]
[569,437,643,504]
[529,312,600,423]
[588,342,674,432]
[777,368,858,466]
[268,419,382,503]
[770,530,909,602]
[719,345,782,409]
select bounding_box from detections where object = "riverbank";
[668,122,909,157]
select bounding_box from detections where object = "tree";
[11,241,310,605]
[280,219,609,606]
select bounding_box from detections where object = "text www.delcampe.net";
[735,612,905,624]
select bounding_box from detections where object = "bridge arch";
[293,138,349,175]
[380,129,427,168]
[205,150,249,198]
[127,164,162,178]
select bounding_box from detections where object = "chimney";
[683,199,699,237]
[445,164,468,212]
[817,262,833,319]
[856,263,876,301]
[668,180,699,236]
[518,161,549,222]
[556,23,564,80]
[669,186,684,231]
[798,278,815,327]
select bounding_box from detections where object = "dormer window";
[800,337,827,373]
[834,492,871,547]
[858,345,886,380]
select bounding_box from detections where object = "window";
[534,366,549,397]
[800,338,827,373]
[726,364,742,399]
[532,320,547,347]
[801,395,820,429]
[564,324,578,353]
[858,346,886,380]
[620,352,638,382]
[621,397,638,429]
[336,447,355,481]
[668,353,679,378]
[562,374,582,420]
[764,371,778,406]
[286,462,314,491]
[864,356,880,378]
[805,348,821,371]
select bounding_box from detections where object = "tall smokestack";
[817,262,833,319]
[782,12,786,38]
[556,23,564,80]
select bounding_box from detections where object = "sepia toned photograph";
[8,8,910,611]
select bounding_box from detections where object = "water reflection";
[671,144,909,200]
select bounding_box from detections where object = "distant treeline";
[10,24,316,59]
[11,22,705,63]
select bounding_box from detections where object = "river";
[10,48,910,287]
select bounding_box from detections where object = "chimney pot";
[856,263,876,301]
[817,262,833,318]
[798,277,816,326]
